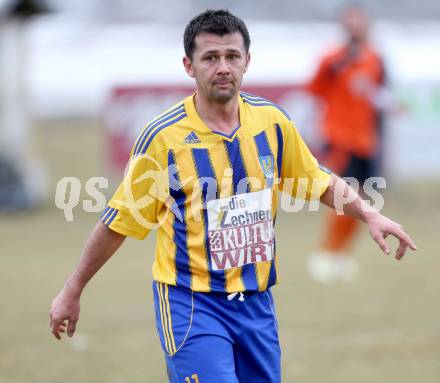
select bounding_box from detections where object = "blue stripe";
[106,209,118,226]
[212,124,240,139]
[275,123,284,178]
[100,206,110,218]
[242,99,291,120]
[133,104,184,154]
[138,113,187,155]
[240,93,291,119]
[168,150,192,289]
[254,130,277,289]
[240,91,268,100]
[103,208,114,224]
[224,139,250,196]
[319,164,332,174]
[224,138,259,291]
[192,148,226,292]
[134,105,185,155]
[241,91,279,103]
[101,207,114,223]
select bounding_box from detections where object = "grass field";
[1,120,439,383]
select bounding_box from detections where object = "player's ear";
[183,56,195,78]
[243,51,251,73]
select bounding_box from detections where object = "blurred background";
[1,1,439,382]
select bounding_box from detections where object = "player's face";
[183,32,250,103]
[342,8,369,43]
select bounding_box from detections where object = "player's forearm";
[63,221,126,296]
[320,174,379,223]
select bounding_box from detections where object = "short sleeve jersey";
[101,92,331,293]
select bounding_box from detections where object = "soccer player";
[306,3,394,283]
[50,10,416,383]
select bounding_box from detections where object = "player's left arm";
[320,173,417,260]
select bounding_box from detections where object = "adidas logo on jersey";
[184,131,201,144]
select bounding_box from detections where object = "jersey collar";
[184,92,245,142]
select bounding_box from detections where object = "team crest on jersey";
[259,155,274,178]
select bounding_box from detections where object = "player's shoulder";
[240,91,291,123]
[131,98,190,157]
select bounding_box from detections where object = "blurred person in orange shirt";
[306,3,396,283]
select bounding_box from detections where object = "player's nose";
[216,57,231,74]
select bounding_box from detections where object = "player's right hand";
[50,288,81,340]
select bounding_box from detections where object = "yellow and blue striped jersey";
[102,92,331,293]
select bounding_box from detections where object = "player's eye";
[205,55,216,62]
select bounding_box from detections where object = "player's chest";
[170,132,278,198]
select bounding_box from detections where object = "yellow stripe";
[190,149,212,291]
[216,142,242,292]
[259,128,279,290]
[164,284,177,354]
[213,142,244,292]
[161,283,175,354]
[256,263,271,291]
[156,282,170,354]
[212,143,233,198]
[152,150,178,283]
[156,282,172,354]
[240,134,274,291]
[104,209,115,225]
[152,205,178,285]
[241,136,264,292]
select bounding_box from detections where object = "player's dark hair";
[183,9,250,59]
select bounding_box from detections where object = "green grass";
[1,119,439,382]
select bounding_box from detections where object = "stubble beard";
[209,80,240,104]
[211,89,236,103]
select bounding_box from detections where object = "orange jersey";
[308,43,385,158]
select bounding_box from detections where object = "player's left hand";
[366,212,417,260]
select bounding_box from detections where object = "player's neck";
[194,92,240,135]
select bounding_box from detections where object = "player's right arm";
[50,222,126,340]
[50,110,171,340]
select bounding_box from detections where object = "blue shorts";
[152,282,281,383]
